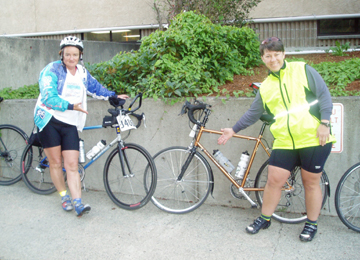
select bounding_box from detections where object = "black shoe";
[299,223,317,242]
[246,217,271,234]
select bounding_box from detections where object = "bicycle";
[0,98,29,185]
[0,124,29,185]
[20,93,157,210]
[151,99,330,223]
[335,162,360,232]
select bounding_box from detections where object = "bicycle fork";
[117,141,133,178]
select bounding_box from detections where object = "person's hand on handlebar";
[217,128,235,145]
[117,94,129,99]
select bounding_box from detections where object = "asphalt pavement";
[1,181,359,260]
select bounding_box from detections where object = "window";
[318,18,360,36]
[84,29,141,42]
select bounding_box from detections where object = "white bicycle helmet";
[60,36,84,51]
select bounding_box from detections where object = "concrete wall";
[1,0,359,35]
[0,0,157,35]
[0,96,358,217]
[249,0,360,19]
[0,37,138,89]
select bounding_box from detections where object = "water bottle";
[235,151,250,179]
[86,140,106,160]
[213,150,235,173]
[79,139,86,163]
[189,124,197,138]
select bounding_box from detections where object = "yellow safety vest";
[259,61,335,149]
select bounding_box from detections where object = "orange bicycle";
[151,99,330,223]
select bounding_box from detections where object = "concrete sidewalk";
[1,182,359,260]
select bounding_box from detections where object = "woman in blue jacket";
[34,36,128,217]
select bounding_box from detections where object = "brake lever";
[179,101,190,116]
[142,114,146,128]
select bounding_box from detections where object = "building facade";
[1,0,360,49]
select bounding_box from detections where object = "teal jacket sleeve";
[39,61,70,111]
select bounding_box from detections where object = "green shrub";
[0,83,39,99]
[86,11,261,100]
[313,58,360,96]
[326,41,350,56]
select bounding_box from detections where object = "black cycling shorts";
[269,143,332,173]
[38,117,79,151]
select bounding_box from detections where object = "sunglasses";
[261,37,281,45]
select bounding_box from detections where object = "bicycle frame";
[196,125,271,191]
[81,125,120,169]
[81,124,132,178]
[187,118,317,209]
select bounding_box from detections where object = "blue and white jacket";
[34,60,115,131]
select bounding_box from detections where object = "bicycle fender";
[322,170,331,197]
[195,150,215,197]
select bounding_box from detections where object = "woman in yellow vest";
[218,37,335,242]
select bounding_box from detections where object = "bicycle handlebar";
[180,100,210,125]
[127,92,142,112]
[104,93,144,129]
[181,99,273,127]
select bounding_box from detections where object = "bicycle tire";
[255,160,328,224]
[151,146,213,214]
[0,124,28,185]
[21,144,57,195]
[335,162,360,232]
[103,143,157,210]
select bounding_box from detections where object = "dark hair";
[260,37,284,56]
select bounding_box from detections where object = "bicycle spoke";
[0,125,28,185]
[335,165,360,232]
[151,147,212,214]
[104,143,156,210]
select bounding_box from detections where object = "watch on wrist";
[320,122,330,128]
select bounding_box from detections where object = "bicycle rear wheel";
[21,144,57,195]
[151,146,213,214]
[103,143,156,210]
[335,163,360,232]
[255,160,329,224]
[0,124,28,185]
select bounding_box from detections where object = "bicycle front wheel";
[0,124,28,185]
[255,160,328,224]
[151,146,213,214]
[21,144,57,195]
[335,163,360,232]
[103,143,156,210]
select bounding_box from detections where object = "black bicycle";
[0,98,29,185]
[335,162,360,232]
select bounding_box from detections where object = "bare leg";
[44,146,66,192]
[301,169,323,221]
[261,165,291,216]
[62,150,81,199]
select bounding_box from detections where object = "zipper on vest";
[283,83,291,103]
[278,79,296,149]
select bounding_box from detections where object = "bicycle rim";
[151,146,212,214]
[335,163,360,232]
[103,143,156,210]
[21,144,57,195]
[0,125,28,185]
[255,161,328,224]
